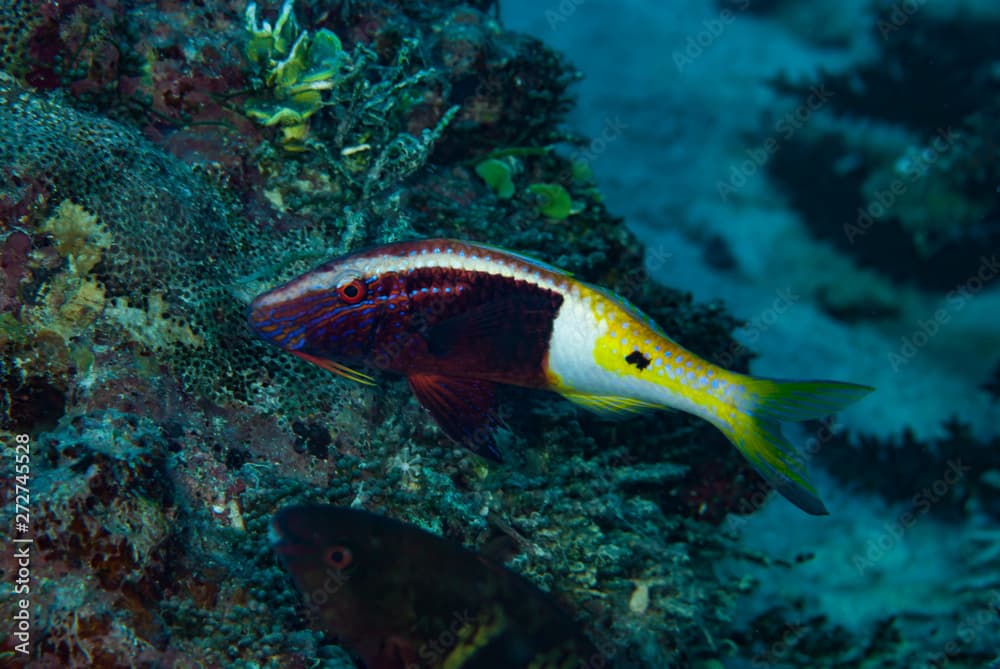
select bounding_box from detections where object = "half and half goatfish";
[271,504,610,668]
[249,239,873,514]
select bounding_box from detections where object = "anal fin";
[408,374,505,461]
[562,392,664,420]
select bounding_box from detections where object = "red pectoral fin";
[407,374,504,461]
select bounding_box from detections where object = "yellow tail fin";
[720,377,874,515]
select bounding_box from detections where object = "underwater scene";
[1,0,998,666]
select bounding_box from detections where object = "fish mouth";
[247,294,273,333]
[267,517,288,548]
[270,508,315,559]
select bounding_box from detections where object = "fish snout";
[247,291,288,344]
[247,294,270,332]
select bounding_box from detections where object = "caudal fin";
[719,378,873,515]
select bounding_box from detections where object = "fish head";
[248,255,389,362]
[272,504,609,668]
[270,503,386,605]
[270,505,422,665]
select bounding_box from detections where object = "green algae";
[527,182,574,220]
[243,0,353,149]
[475,157,516,198]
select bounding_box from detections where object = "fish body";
[250,239,873,514]
[271,504,609,668]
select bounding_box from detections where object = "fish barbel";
[249,239,873,514]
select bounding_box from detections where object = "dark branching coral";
[815,417,1000,521]
[765,8,1000,291]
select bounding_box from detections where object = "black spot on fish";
[626,350,651,371]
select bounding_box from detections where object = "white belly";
[545,285,730,421]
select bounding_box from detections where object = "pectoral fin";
[291,350,376,385]
[407,374,505,461]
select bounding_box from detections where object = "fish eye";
[337,279,366,304]
[324,545,354,570]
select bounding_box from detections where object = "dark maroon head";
[248,257,385,363]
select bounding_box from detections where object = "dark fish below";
[271,504,612,668]
[249,239,874,514]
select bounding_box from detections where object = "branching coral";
[766,7,1000,288]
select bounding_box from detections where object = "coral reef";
[815,416,1000,521]
[0,1,777,667]
[764,5,1000,292]
[0,412,176,667]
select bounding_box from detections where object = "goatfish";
[249,239,873,514]
[271,504,610,668]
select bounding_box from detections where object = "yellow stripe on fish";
[441,604,507,669]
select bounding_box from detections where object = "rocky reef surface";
[0,1,770,667]
[6,1,997,667]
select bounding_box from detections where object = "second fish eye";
[324,545,354,570]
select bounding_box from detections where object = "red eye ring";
[338,279,366,304]
[324,545,353,570]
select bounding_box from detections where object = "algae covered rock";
[0,2,764,667]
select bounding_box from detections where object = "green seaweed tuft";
[475,157,516,199]
[528,182,574,220]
